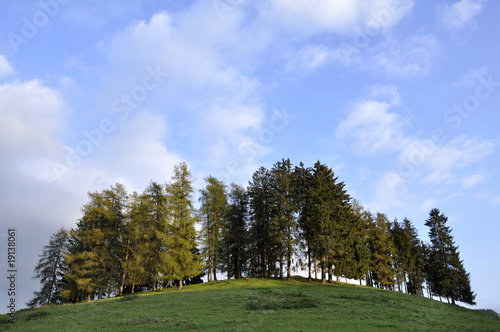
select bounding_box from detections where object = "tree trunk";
[321,257,326,285]
[314,258,318,280]
[132,282,135,294]
[178,280,183,290]
[308,250,311,282]
[287,252,291,281]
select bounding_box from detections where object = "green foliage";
[199,175,228,282]
[165,162,203,288]
[424,208,476,305]
[27,227,69,308]
[219,183,249,279]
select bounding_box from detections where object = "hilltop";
[2,277,499,331]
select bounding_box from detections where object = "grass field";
[1,277,499,331]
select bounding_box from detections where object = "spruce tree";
[424,208,476,305]
[27,227,69,307]
[219,183,249,279]
[248,167,273,277]
[269,158,298,280]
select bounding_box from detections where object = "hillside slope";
[2,278,499,331]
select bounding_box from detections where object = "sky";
[0,0,499,313]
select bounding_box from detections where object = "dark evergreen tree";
[269,158,298,280]
[248,167,274,277]
[27,227,69,307]
[424,208,476,305]
[219,183,249,279]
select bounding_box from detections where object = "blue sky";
[0,0,499,312]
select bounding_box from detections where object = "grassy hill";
[2,277,499,331]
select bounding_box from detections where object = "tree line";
[28,159,476,308]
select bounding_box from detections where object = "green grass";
[2,277,499,331]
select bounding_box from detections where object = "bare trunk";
[308,249,311,282]
[321,256,326,285]
[314,258,318,280]
[178,280,183,290]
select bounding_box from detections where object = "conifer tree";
[269,158,298,280]
[248,167,273,277]
[27,227,69,307]
[219,183,249,279]
[165,162,202,289]
[65,183,128,300]
[199,176,227,282]
[424,208,476,305]
[368,213,394,289]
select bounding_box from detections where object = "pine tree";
[199,176,227,282]
[424,208,476,305]
[165,162,203,289]
[27,227,69,307]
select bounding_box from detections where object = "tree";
[199,176,227,282]
[165,162,203,289]
[220,183,249,279]
[424,208,476,305]
[367,213,394,290]
[269,158,298,280]
[302,161,351,285]
[27,227,69,307]
[248,167,274,277]
[65,183,128,300]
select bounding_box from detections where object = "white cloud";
[462,173,485,188]
[440,0,486,30]
[0,80,67,163]
[285,45,343,72]
[262,0,414,36]
[369,34,440,77]
[336,89,407,154]
[422,136,496,184]
[0,55,14,78]
[454,67,489,87]
[337,88,497,211]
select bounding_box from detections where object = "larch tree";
[368,213,395,290]
[165,162,203,290]
[199,175,227,282]
[65,183,128,300]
